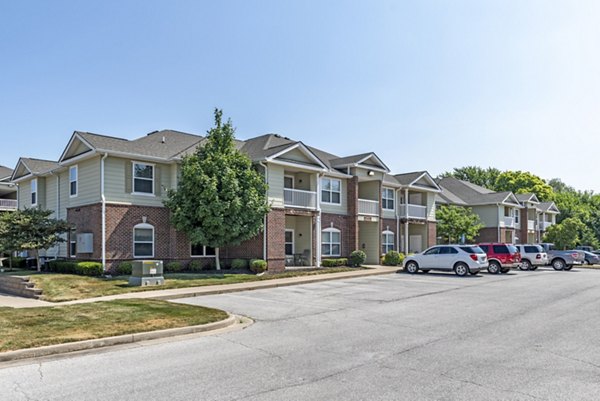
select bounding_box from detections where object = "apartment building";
[11,130,440,271]
[0,165,17,212]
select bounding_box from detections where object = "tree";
[0,208,71,272]
[436,205,483,244]
[439,166,501,190]
[543,217,599,250]
[165,109,270,270]
[494,170,554,201]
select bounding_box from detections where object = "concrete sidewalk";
[0,266,399,308]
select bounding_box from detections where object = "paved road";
[2,268,600,401]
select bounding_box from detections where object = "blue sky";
[1,1,599,191]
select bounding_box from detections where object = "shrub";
[188,260,203,272]
[115,261,132,276]
[165,261,183,273]
[249,259,267,273]
[47,260,77,274]
[231,259,248,270]
[75,262,103,277]
[2,257,26,268]
[349,250,367,267]
[322,258,348,267]
[383,251,401,266]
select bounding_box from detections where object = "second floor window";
[133,163,154,194]
[321,178,341,204]
[382,188,394,210]
[69,165,78,197]
[31,178,37,206]
[514,209,520,223]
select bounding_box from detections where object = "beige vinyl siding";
[426,193,436,221]
[37,177,46,208]
[285,215,312,257]
[471,205,500,227]
[58,170,69,220]
[320,176,347,215]
[104,157,172,206]
[68,157,101,207]
[45,175,58,217]
[267,163,284,209]
[278,148,314,164]
[358,180,379,200]
[358,221,380,264]
[351,168,384,181]
[18,180,32,209]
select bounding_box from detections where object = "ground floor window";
[322,228,341,257]
[133,223,154,258]
[285,229,294,255]
[382,230,394,254]
[191,244,216,257]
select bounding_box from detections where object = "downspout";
[404,188,409,253]
[395,188,400,252]
[497,203,501,242]
[316,172,323,267]
[258,162,268,261]
[101,153,108,271]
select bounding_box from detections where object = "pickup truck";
[538,243,585,270]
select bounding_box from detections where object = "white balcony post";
[316,173,321,267]
[404,188,409,253]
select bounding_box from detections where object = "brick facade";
[321,212,353,258]
[347,176,359,251]
[427,222,437,247]
[265,208,286,272]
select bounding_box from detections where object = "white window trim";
[132,162,155,196]
[382,188,395,210]
[69,230,77,258]
[382,230,395,254]
[133,223,154,258]
[285,229,295,256]
[190,244,216,258]
[321,178,342,205]
[31,178,38,206]
[69,165,78,198]
[322,227,341,257]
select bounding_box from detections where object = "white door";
[409,235,422,253]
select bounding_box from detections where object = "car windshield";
[460,246,484,254]
[507,245,518,253]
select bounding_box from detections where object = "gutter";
[101,153,108,271]
[258,162,268,262]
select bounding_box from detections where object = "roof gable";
[59,132,95,163]
[331,152,390,173]
[266,142,327,170]
[11,158,59,181]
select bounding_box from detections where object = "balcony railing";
[284,188,317,209]
[0,199,17,211]
[501,216,514,228]
[358,199,379,216]
[540,221,553,230]
[527,220,536,230]
[399,204,427,219]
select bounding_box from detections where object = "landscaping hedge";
[47,260,104,277]
[383,251,404,266]
[231,259,248,270]
[249,259,267,273]
[321,258,348,267]
[349,250,367,267]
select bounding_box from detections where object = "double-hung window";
[31,178,38,206]
[69,229,77,257]
[382,230,395,254]
[133,223,154,258]
[321,178,341,204]
[133,163,154,194]
[514,209,520,224]
[69,165,78,197]
[382,188,394,210]
[191,244,216,257]
[322,228,341,257]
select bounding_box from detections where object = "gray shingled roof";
[20,158,60,175]
[394,171,426,186]
[538,201,560,213]
[437,177,519,206]
[515,193,539,203]
[76,130,204,160]
[329,153,373,167]
[0,165,13,181]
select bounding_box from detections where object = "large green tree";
[0,208,71,272]
[436,205,483,244]
[543,217,599,250]
[439,166,501,190]
[494,170,554,201]
[165,109,270,270]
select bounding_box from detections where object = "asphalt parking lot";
[2,267,600,401]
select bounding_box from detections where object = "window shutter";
[125,163,132,193]
[154,166,161,196]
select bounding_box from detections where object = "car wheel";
[552,258,566,271]
[564,265,573,271]
[530,266,538,271]
[500,267,510,274]
[488,261,501,274]
[422,269,430,273]
[405,261,419,274]
[469,270,479,275]
[454,263,469,277]
[520,260,531,270]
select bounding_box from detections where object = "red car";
[477,243,522,274]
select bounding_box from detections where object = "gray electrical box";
[129,260,164,286]
[77,233,94,253]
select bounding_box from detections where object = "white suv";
[515,244,548,270]
[404,245,489,276]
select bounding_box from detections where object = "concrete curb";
[0,314,239,363]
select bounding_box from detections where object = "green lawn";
[24,268,360,302]
[0,299,228,352]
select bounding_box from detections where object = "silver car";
[404,245,488,277]
[515,244,548,270]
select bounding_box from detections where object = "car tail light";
[536,254,541,259]
[572,253,579,259]
[469,254,478,261]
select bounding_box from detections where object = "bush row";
[47,260,104,277]
[381,251,405,266]
[114,258,268,275]
[321,258,348,267]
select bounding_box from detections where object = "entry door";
[285,229,294,256]
[409,235,422,253]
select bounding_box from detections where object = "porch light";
[367,170,375,176]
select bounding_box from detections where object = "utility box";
[77,233,94,253]
[129,260,164,286]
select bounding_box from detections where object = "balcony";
[358,199,379,216]
[0,199,17,211]
[527,220,536,230]
[501,216,514,228]
[399,204,427,219]
[284,188,317,209]
[540,221,553,230]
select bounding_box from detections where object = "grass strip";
[0,299,228,352]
